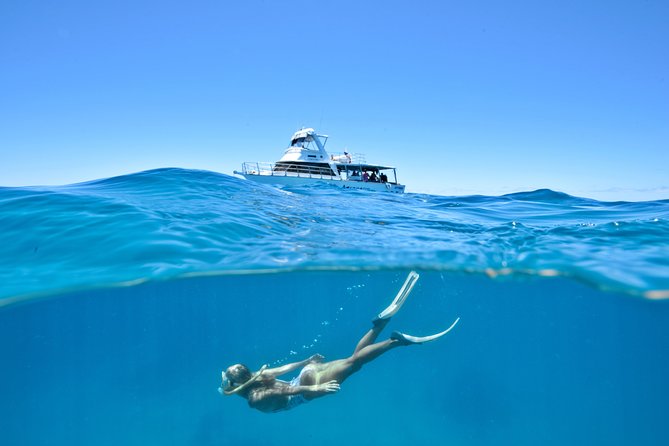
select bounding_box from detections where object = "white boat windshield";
[290,135,317,149]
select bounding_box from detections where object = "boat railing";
[240,162,340,180]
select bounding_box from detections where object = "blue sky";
[1,0,667,200]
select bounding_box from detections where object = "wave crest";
[1,168,668,302]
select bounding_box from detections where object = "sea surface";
[1,168,668,446]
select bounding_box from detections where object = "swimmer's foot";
[390,317,461,345]
[373,271,420,325]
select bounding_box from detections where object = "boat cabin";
[272,128,337,177]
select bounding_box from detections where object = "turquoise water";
[1,169,669,445]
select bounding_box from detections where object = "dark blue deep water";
[1,169,669,445]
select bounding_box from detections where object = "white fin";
[392,317,460,344]
[376,271,420,321]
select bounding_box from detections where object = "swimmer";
[219,271,460,413]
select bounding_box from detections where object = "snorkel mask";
[219,364,268,396]
[218,370,230,395]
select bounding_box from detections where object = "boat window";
[290,135,315,149]
[291,137,306,147]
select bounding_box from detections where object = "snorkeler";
[219,271,460,413]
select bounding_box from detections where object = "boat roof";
[290,127,328,140]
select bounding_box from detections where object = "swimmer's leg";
[353,318,389,355]
[304,322,461,394]
[354,271,420,354]
[317,319,461,385]
[305,338,403,388]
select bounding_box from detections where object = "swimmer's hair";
[223,364,268,396]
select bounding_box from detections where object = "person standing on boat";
[219,272,459,413]
[362,171,369,182]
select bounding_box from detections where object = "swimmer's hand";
[317,380,340,393]
[308,354,325,363]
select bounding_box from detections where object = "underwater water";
[1,169,669,445]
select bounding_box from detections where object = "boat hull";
[234,171,405,193]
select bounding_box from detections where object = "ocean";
[1,168,668,445]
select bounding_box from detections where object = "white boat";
[233,128,406,193]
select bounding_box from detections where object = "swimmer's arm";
[288,381,340,397]
[263,354,324,377]
[249,381,340,404]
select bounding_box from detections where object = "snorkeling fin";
[391,317,461,344]
[374,271,420,323]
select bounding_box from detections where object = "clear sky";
[1,0,667,201]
